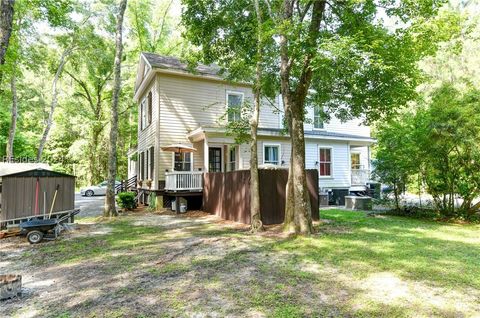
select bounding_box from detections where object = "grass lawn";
[1,209,479,317]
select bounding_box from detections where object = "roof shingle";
[142,52,222,77]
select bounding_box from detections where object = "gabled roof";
[0,168,75,178]
[0,163,51,177]
[142,53,223,77]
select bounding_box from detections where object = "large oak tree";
[182,0,449,234]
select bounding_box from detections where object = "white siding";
[324,117,370,137]
[137,79,159,188]
[157,74,250,180]
[259,95,282,130]
[239,138,291,170]
[305,141,351,189]
[303,107,371,137]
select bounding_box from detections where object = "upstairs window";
[147,91,152,125]
[227,92,243,122]
[319,147,332,177]
[140,99,147,130]
[174,152,192,171]
[264,144,280,165]
[313,105,324,129]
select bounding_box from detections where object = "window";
[264,144,280,165]
[149,146,154,179]
[229,147,236,171]
[351,153,361,170]
[227,92,243,122]
[313,105,324,129]
[209,147,222,172]
[174,152,192,171]
[147,91,152,125]
[140,99,147,130]
[140,151,145,179]
[319,148,332,177]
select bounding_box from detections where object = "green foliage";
[375,84,480,220]
[373,112,418,210]
[116,191,137,210]
[375,8,480,220]
[147,192,156,211]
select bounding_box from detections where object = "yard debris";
[0,229,21,239]
[0,275,22,301]
[156,237,225,265]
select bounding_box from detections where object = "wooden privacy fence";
[203,169,319,225]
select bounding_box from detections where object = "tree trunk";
[0,0,14,67]
[104,0,127,217]
[37,48,73,161]
[249,0,264,232]
[6,69,17,159]
[89,125,103,185]
[280,0,325,234]
[290,100,313,234]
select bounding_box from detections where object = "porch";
[165,171,203,192]
[351,169,370,186]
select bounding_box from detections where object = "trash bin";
[180,203,187,213]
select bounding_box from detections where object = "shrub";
[147,192,156,211]
[116,192,137,210]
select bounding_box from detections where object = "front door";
[209,147,222,172]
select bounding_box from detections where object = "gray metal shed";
[0,168,75,222]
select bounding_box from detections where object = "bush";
[116,192,137,210]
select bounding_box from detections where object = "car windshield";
[98,182,107,187]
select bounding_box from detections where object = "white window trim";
[140,98,147,131]
[228,145,237,171]
[171,152,194,172]
[226,90,245,122]
[313,105,326,131]
[263,142,282,166]
[318,146,334,178]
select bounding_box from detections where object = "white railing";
[165,171,203,191]
[351,169,370,186]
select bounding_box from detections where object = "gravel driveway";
[74,193,105,218]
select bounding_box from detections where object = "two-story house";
[129,52,375,200]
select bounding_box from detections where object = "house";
[130,53,375,203]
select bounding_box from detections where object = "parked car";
[80,181,121,197]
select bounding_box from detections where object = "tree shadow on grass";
[3,211,480,317]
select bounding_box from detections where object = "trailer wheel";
[27,230,44,244]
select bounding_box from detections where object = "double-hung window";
[149,146,154,179]
[147,91,152,125]
[313,105,324,129]
[264,144,280,165]
[174,152,192,171]
[229,147,236,171]
[227,92,243,122]
[140,99,147,130]
[319,148,332,177]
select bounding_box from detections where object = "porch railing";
[165,171,203,191]
[351,169,370,186]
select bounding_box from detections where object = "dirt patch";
[1,211,479,317]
